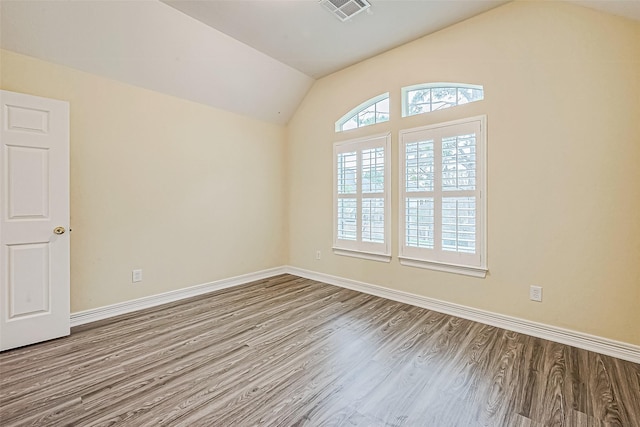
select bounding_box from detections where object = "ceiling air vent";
[320,0,371,22]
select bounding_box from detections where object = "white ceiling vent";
[320,0,371,22]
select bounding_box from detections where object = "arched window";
[335,93,389,132]
[402,83,483,117]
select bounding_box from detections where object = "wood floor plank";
[1,274,638,426]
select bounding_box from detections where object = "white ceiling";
[0,0,313,125]
[162,0,510,79]
[2,0,639,125]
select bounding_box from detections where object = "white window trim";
[335,93,389,132]
[333,132,391,262]
[398,115,487,278]
[401,83,484,118]
[333,248,392,263]
[399,257,487,278]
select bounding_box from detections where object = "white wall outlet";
[132,269,143,283]
[530,285,542,302]
[315,250,321,260]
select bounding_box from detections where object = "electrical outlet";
[132,269,143,283]
[530,285,542,302]
[315,250,321,260]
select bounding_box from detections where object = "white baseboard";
[70,266,287,327]
[70,265,639,364]
[285,266,640,364]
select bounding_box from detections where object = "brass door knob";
[53,226,66,235]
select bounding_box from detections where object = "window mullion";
[429,88,433,112]
[444,190,476,197]
[434,134,443,256]
[374,102,378,125]
[356,148,362,244]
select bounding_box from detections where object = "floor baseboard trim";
[286,266,640,364]
[70,265,639,364]
[70,266,288,327]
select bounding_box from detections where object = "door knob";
[53,226,66,235]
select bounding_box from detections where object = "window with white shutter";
[399,116,487,277]
[334,133,391,261]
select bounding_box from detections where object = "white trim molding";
[70,265,640,364]
[70,266,287,327]
[285,266,640,364]
[399,256,487,278]
[333,248,391,263]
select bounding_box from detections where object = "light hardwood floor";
[1,274,639,426]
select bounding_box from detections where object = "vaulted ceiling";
[161,0,509,79]
[2,0,639,125]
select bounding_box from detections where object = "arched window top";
[402,83,484,117]
[335,93,389,132]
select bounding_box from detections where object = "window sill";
[333,248,391,263]
[399,256,487,278]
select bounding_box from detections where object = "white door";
[0,90,70,351]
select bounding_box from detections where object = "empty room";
[1,0,639,425]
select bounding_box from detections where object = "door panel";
[0,90,70,351]
[8,146,50,219]
[8,243,50,318]
[6,104,50,134]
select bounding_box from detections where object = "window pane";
[405,198,434,249]
[337,151,357,194]
[442,134,476,191]
[362,198,385,243]
[358,104,376,127]
[337,198,357,241]
[362,147,385,193]
[341,115,358,131]
[406,140,434,192]
[375,98,390,123]
[457,87,484,105]
[407,89,431,116]
[431,87,457,111]
[442,197,476,253]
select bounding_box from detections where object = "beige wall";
[287,1,640,345]
[1,49,287,312]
